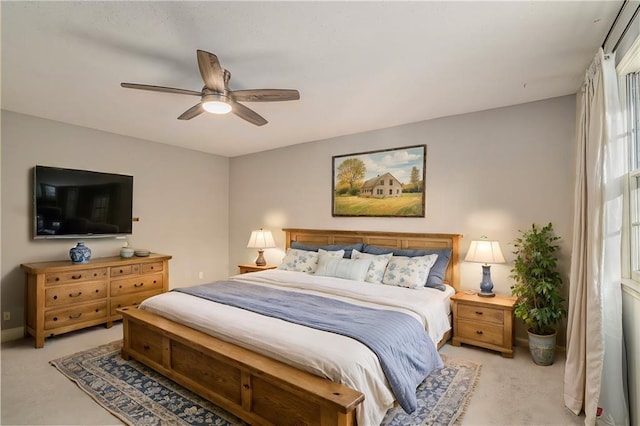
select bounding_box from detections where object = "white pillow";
[277,248,345,273]
[382,254,439,289]
[351,249,393,284]
[315,256,371,281]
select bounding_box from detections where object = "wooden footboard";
[118,306,364,426]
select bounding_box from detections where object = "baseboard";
[1,327,24,343]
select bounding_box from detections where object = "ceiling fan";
[121,50,300,126]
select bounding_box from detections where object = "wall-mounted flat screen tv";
[33,165,133,239]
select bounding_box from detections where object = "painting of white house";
[332,145,426,217]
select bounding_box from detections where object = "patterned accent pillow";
[317,248,346,260]
[351,249,393,284]
[362,245,452,290]
[382,254,439,289]
[277,248,345,273]
[277,248,319,273]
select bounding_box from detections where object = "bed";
[118,228,461,426]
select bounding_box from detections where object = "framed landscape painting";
[332,144,426,217]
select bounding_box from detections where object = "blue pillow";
[361,245,452,291]
[290,242,364,259]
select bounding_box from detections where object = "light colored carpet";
[50,340,481,426]
[0,324,585,425]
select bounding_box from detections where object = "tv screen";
[33,165,133,239]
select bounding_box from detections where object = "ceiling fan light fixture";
[202,93,232,114]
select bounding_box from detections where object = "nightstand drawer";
[457,304,504,325]
[456,319,504,346]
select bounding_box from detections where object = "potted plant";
[510,223,567,365]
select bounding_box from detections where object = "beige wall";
[229,95,576,344]
[1,110,230,332]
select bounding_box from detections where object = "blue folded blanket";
[175,281,443,413]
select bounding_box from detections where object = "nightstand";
[451,292,517,358]
[238,264,277,274]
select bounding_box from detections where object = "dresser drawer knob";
[71,274,82,280]
[69,292,82,298]
[143,344,150,350]
[476,330,484,335]
[475,311,483,315]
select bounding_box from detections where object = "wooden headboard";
[284,228,462,291]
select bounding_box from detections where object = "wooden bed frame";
[119,229,461,426]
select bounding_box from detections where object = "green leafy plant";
[510,223,567,335]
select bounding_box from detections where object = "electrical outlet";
[3,312,10,321]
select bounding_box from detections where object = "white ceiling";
[1,1,622,157]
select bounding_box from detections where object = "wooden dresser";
[21,253,171,348]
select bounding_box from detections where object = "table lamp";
[246,229,276,266]
[464,237,505,297]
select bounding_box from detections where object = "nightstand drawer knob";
[475,311,483,315]
[476,330,484,335]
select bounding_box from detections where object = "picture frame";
[332,144,426,217]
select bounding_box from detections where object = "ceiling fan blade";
[230,100,268,126]
[196,50,225,92]
[121,83,201,96]
[231,89,300,102]
[177,103,204,120]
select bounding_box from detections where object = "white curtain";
[564,48,629,426]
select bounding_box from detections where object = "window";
[389,189,392,195]
[626,72,640,280]
[389,179,393,185]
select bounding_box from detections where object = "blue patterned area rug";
[50,341,481,426]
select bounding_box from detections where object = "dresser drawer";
[457,304,504,325]
[110,273,163,297]
[44,300,107,330]
[110,264,141,277]
[456,319,504,346]
[141,261,163,274]
[45,268,108,286]
[45,282,107,307]
[110,291,162,316]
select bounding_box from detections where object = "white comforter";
[139,269,454,426]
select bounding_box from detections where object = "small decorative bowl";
[134,249,150,257]
[120,247,134,258]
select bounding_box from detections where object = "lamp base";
[254,249,266,266]
[478,265,496,297]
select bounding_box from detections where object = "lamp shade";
[464,240,505,264]
[246,229,276,249]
